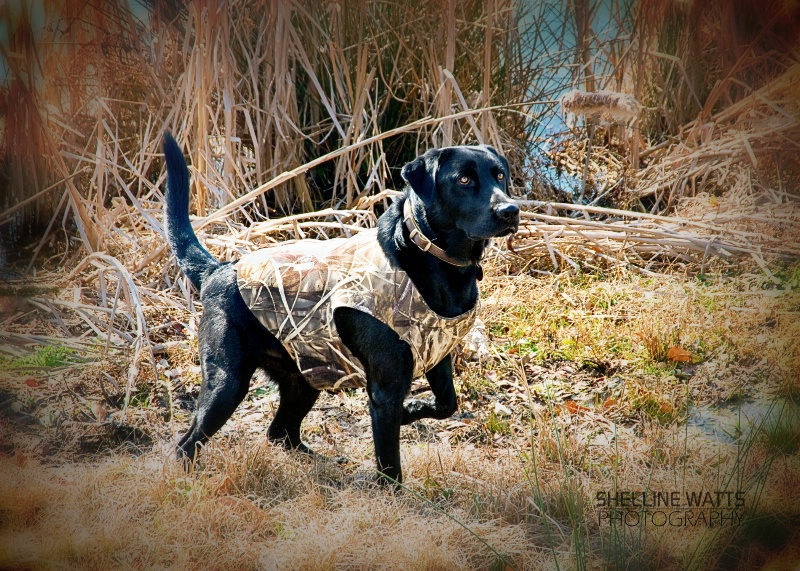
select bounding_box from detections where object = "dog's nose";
[494,202,519,224]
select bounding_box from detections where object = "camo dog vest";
[236,229,478,390]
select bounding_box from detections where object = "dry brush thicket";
[0,0,797,368]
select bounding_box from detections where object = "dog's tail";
[163,132,220,289]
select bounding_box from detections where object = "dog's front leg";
[401,355,457,424]
[334,307,413,485]
[366,373,410,484]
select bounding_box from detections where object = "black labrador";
[163,133,519,484]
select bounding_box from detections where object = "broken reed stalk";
[512,194,800,274]
[67,253,157,414]
[516,200,800,247]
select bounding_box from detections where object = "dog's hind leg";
[177,265,270,462]
[177,305,263,462]
[178,357,253,462]
[263,355,321,454]
[400,354,457,424]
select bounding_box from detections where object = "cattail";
[561,90,643,126]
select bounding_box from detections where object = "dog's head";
[401,145,519,240]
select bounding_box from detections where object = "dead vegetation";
[1,0,800,569]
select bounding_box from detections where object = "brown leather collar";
[402,199,483,279]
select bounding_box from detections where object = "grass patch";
[0,344,79,369]
[636,317,677,364]
[485,411,511,436]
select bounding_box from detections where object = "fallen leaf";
[24,378,39,388]
[0,296,27,315]
[507,235,516,253]
[667,345,695,363]
[667,346,695,362]
[564,400,590,414]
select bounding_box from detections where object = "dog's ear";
[401,149,441,203]
[481,145,510,174]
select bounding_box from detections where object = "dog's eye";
[497,172,505,181]
[458,175,471,185]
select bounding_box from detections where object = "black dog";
[163,133,519,484]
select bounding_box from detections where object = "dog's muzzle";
[493,201,520,236]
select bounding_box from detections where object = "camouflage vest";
[235,229,478,390]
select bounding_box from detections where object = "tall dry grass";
[4,0,795,253]
[1,0,544,248]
